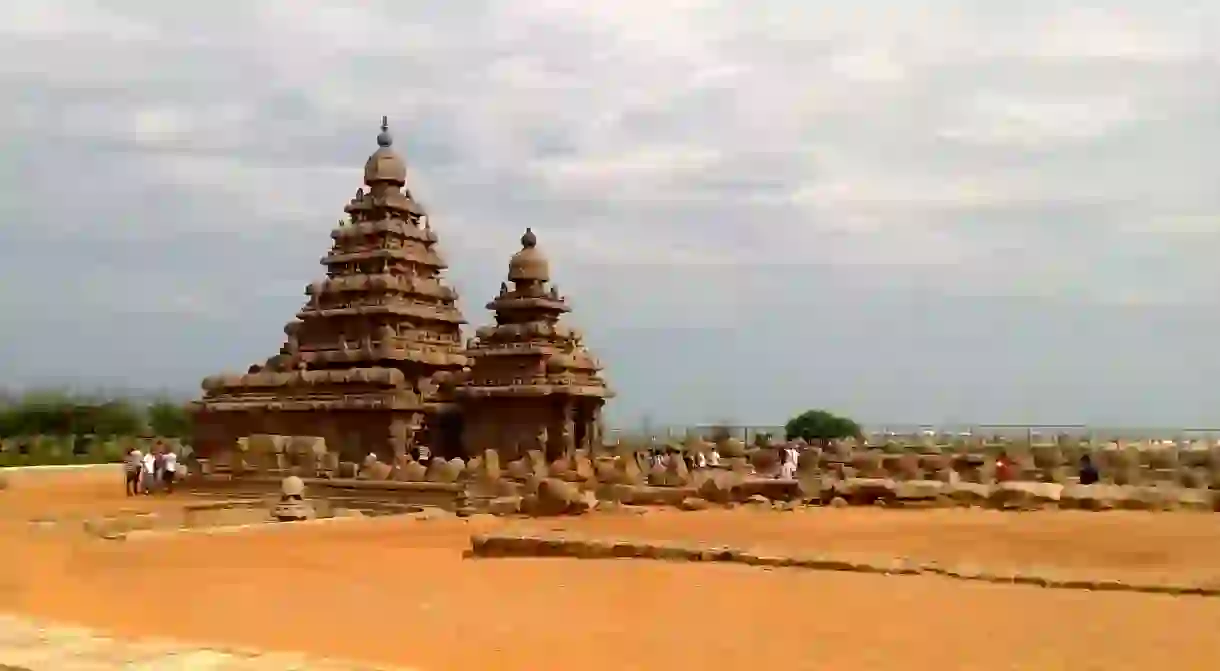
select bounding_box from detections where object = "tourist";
[152,442,166,491]
[1078,454,1100,485]
[707,447,721,468]
[161,447,178,493]
[994,451,1014,482]
[779,448,797,480]
[140,448,157,495]
[694,450,707,470]
[124,447,143,496]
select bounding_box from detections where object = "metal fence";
[606,423,1220,445]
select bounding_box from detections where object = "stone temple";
[190,118,611,463]
[456,228,612,462]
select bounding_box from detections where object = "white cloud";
[4,0,1220,425]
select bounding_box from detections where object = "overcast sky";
[2,1,1220,430]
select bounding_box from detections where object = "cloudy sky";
[2,1,1220,431]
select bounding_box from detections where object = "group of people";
[124,442,179,495]
[994,451,1101,484]
[647,446,722,471]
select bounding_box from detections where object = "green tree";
[784,409,862,445]
[147,399,192,438]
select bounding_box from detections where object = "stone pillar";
[561,400,576,460]
[389,416,414,463]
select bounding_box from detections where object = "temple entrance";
[573,402,593,453]
[432,410,465,460]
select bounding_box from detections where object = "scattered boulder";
[525,478,595,516]
[506,458,531,481]
[696,470,741,504]
[336,461,359,479]
[679,497,710,511]
[988,481,1062,510]
[526,450,549,479]
[834,478,898,505]
[426,458,464,484]
[943,482,991,507]
[745,494,770,506]
[487,495,523,515]
[362,459,393,481]
[396,460,427,482]
[572,449,597,483]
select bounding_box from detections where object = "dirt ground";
[4,469,1220,671]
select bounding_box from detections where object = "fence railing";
[606,424,1220,445]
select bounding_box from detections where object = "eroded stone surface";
[0,614,418,670]
[466,533,1220,598]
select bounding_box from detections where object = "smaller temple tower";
[457,228,612,461]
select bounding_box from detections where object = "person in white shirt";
[125,449,143,496]
[695,450,707,469]
[140,450,156,495]
[707,448,721,468]
[780,447,797,479]
[161,449,178,493]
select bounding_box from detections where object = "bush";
[0,391,144,438]
[148,399,192,438]
[784,409,862,445]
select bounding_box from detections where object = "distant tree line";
[0,391,192,439]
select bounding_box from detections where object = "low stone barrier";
[468,533,1220,598]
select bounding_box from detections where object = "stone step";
[0,614,419,671]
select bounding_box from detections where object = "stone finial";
[521,227,537,248]
[377,116,392,147]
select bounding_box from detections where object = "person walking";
[779,448,797,479]
[161,447,178,493]
[152,443,166,493]
[1078,454,1100,485]
[124,447,143,496]
[140,448,156,496]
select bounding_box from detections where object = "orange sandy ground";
[4,470,1220,671]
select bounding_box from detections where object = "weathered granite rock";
[679,496,710,511]
[506,458,531,481]
[893,480,946,504]
[696,470,742,504]
[396,459,427,482]
[833,477,898,505]
[943,482,991,506]
[526,449,549,479]
[524,477,594,516]
[573,449,596,482]
[487,495,523,515]
[362,459,393,481]
[988,481,1062,510]
[736,477,801,502]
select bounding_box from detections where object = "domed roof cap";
[364,116,407,185]
[507,227,550,282]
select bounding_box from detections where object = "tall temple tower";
[191,118,468,461]
[456,228,612,462]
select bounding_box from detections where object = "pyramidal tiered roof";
[457,228,611,399]
[199,118,467,412]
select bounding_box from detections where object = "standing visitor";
[1078,454,1100,485]
[994,451,1015,483]
[124,447,143,496]
[695,450,708,470]
[152,443,166,492]
[161,447,178,493]
[707,447,721,468]
[779,448,797,479]
[141,449,156,495]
